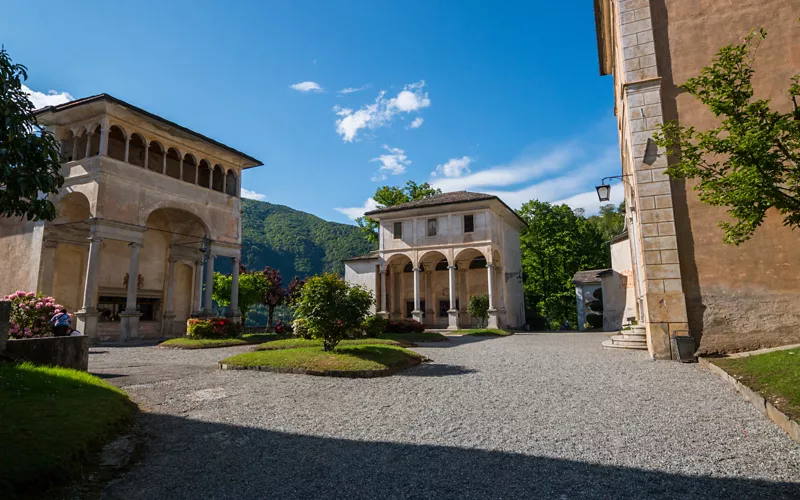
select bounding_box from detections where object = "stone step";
[612,334,646,342]
[602,339,647,350]
[630,325,646,334]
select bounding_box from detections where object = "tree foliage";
[356,180,442,242]
[262,267,285,330]
[586,202,626,242]
[653,28,800,245]
[0,47,64,221]
[467,294,490,328]
[519,200,609,329]
[294,273,374,351]
[212,266,270,326]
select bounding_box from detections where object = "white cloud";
[407,117,424,129]
[338,85,369,95]
[336,197,380,220]
[371,145,410,180]
[290,81,323,92]
[23,85,73,110]
[333,81,430,142]
[554,183,624,215]
[241,188,266,201]
[434,156,473,178]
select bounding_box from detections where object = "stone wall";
[4,336,89,371]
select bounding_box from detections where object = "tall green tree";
[261,266,285,331]
[586,202,626,242]
[356,180,441,242]
[518,200,609,329]
[0,48,64,221]
[212,266,270,326]
[653,28,800,245]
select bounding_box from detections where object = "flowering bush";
[385,319,425,334]
[186,318,241,339]
[3,291,62,339]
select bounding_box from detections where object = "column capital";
[447,265,457,270]
[128,241,144,248]
[44,239,59,249]
[87,235,104,243]
[486,263,495,269]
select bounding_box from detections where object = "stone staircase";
[602,325,647,350]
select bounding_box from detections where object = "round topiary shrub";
[385,318,425,334]
[362,315,387,338]
[187,318,241,339]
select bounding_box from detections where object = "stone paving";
[93,333,800,499]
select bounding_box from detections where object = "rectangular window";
[427,218,438,237]
[393,222,402,239]
[464,214,474,233]
[406,301,426,318]
[439,299,460,317]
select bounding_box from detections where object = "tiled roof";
[343,251,379,262]
[572,269,610,284]
[364,191,496,215]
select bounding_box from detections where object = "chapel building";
[345,191,526,330]
[0,94,262,342]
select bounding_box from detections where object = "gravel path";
[94,333,800,499]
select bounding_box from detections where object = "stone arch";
[418,249,449,269]
[165,148,182,179]
[60,129,76,162]
[88,123,102,157]
[54,191,92,223]
[147,141,165,173]
[73,126,89,160]
[454,247,489,266]
[384,252,413,269]
[129,133,147,167]
[225,169,237,196]
[197,160,211,187]
[107,125,127,161]
[211,165,224,192]
[182,153,197,183]
[143,205,211,242]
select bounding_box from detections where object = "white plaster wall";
[0,217,43,296]
[501,219,525,328]
[602,237,638,331]
[344,260,378,314]
[380,209,490,252]
[52,243,87,311]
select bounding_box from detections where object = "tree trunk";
[267,305,275,332]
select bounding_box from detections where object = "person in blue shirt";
[50,308,71,337]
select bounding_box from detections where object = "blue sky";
[4,0,623,224]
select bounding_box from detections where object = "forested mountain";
[236,199,376,278]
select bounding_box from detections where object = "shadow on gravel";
[103,414,800,500]
[417,335,504,349]
[396,364,477,377]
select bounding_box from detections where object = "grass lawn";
[378,332,449,343]
[448,329,513,337]
[255,337,406,350]
[159,333,283,349]
[0,362,135,498]
[712,347,800,421]
[221,344,424,373]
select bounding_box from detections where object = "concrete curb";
[699,357,800,444]
[218,357,423,378]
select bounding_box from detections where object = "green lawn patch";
[448,329,513,337]
[220,344,424,376]
[712,347,800,421]
[378,332,449,343]
[254,337,405,351]
[0,362,135,498]
[159,333,283,349]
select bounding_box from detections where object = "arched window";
[197,160,211,187]
[182,154,197,183]
[147,141,164,173]
[129,134,146,167]
[60,130,75,162]
[212,165,224,192]
[225,170,237,196]
[469,256,487,269]
[107,126,126,161]
[165,148,181,179]
[435,259,450,271]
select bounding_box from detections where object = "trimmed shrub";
[467,294,490,328]
[362,315,387,338]
[187,318,241,339]
[4,291,61,338]
[385,318,425,334]
[292,317,312,339]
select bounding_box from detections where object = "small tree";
[467,294,490,328]
[0,48,64,221]
[295,273,373,351]
[653,28,800,245]
[286,276,306,307]
[212,266,269,326]
[261,267,285,331]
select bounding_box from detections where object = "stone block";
[633,7,651,20]
[647,322,672,360]
[623,42,655,61]
[648,264,681,279]
[645,115,663,129]
[636,170,652,183]
[619,0,649,13]
[639,196,655,210]
[642,103,662,117]
[631,143,647,157]
[622,33,638,49]
[660,250,679,264]
[627,93,645,107]
[627,66,658,82]
[630,107,644,119]
[646,292,688,323]
[639,54,657,69]
[640,208,674,224]
[637,30,654,44]
[639,180,671,196]
[651,167,669,182]
[631,131,650,146]
[620,10,636,24]
[654,194,673,208]
[643,90,661,105]
[644,250,662,265]
[630,118,646,132]
[668,322,690,336]
[641,223,659,237]
[642,235,677,251]
[625,57,641,72]
[657,221,676,235]
[663,278,683,291]
[647,279,665,293]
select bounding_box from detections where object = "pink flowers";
[5,291,60,339]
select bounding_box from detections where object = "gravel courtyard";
[94,333,800,499]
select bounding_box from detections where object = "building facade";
[0,94,262,342]
[594,0,800,358]
[344,192,526,330]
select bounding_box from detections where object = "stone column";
[72,136,79,161]
[203,254,215,315]
[123,136,131,163]
[393,270,401,318]
[411,267,423,323]
[192,260,203,316]
[424,269,434,326]
[228,257,241,323]
[76,236,103,339]
[163,258,177,337]
[458,267,468,326]
[99,121,110,156]
[84,134,91,158]
[447,265,458,330]
[378,267,388,318]
[143,140,150,171]
[119,242,143,342]
[487,263,499,329]
[162,152,168,175]
[39,240,59,296]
